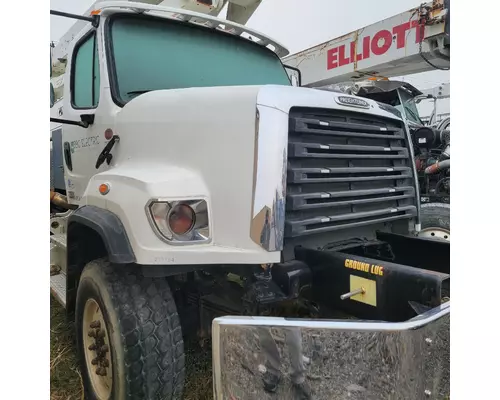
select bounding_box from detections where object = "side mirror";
[284,65,302,87]
[50,83,55,108]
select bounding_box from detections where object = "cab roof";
[96,1,289,57]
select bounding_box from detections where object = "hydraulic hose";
[50,190,78,210]
[425,159,450,175]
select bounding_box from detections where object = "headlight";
[146,199,210,244]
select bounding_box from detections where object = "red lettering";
[350,41,363,63]
[363,36,370,60]
[327,21,422,71]
[327,47,339,69]
[338,44,350,66]
[371,29,392,56]
[392,22,411,49]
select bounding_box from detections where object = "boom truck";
[283,0,451,241]
[50,1,450,399]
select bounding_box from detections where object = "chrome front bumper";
[212,302,450,399]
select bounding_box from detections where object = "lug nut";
[88,343,97,351]
[90,320,101,329]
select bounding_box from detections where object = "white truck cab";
[50,3,450,399]
[51,2,416,266]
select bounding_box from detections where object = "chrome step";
[50,272,66,308]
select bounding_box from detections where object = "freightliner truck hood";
[101,85,408,265]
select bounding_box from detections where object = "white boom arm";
[153,1,262,25]
[282,0,450,87]
[419,82,450,100]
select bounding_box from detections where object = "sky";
[50,0,450,117]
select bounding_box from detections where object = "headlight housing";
[146,199,210,244]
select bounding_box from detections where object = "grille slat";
[287,186,415,211]
[291,117,404,136]
[285,107,417,240]
[286,206,416,237]
[288,166,412,184]
[290,142,408,159]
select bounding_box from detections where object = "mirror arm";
[50,10,100,28]
[51,117,90,129]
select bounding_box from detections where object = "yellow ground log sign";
[344,258,384,277]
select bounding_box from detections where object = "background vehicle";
[50,1,450,399]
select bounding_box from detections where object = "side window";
[72,32,100,108]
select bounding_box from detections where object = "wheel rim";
[82,298,113,399]
[419,227,450,241]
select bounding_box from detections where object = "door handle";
[63,142,73,171]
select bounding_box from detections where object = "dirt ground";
[50,299,213,400]
[50,299,83,400]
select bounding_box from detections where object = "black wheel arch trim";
[68,205,136,264]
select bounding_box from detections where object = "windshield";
[108,15,291,105]
[396,88,423,125]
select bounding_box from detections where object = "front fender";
[82,165,280,265]
[81,165,214,264]
[68,205,136,264]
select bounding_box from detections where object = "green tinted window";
[398,89,422,125]
[72,33,100,108]
[110,16,290,104]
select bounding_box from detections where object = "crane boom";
[282,0,450,87]
[419,82,450,99]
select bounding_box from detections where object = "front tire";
[75,259,185,400]
[419,202,450,241]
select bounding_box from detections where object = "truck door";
[61,29,107,205]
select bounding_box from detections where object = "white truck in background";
[50,1,450,399]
